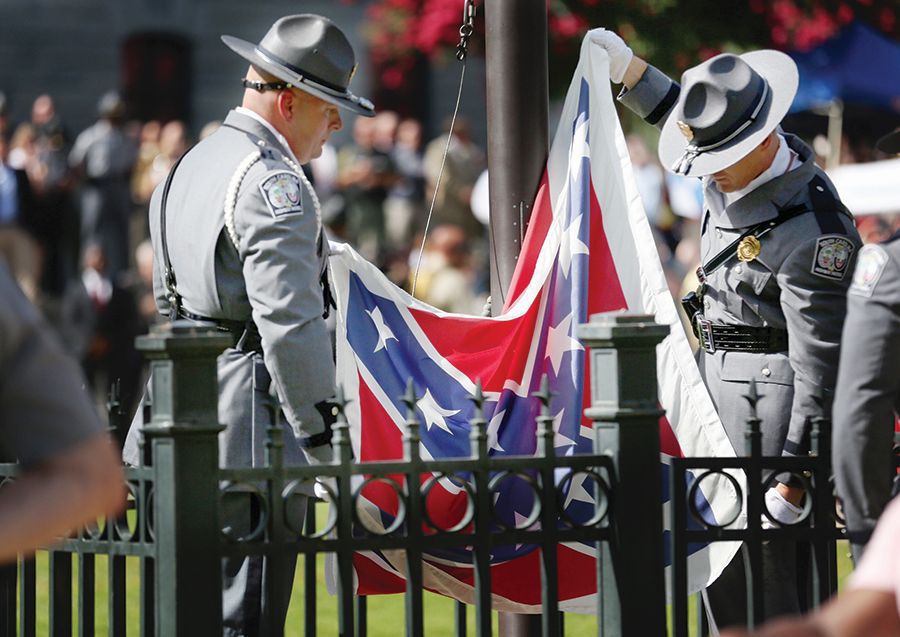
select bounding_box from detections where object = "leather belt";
[693,317,788,354]
[178,309,263,355]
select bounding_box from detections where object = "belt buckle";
[694,316,716,353]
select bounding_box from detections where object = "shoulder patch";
[849,244,889,297]
[259,171,303,218]
[810,235,854,281]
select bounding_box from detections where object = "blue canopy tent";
[790,20,900,113]
[788,21,900,168]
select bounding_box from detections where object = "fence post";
[577,312,668,636]
[136,321,230,636]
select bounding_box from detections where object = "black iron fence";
[2,313,896,636]
[0,313,671,636]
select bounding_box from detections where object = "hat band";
[255,45,347,94]
[672,79,770,175]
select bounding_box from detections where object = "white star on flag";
[552,408,576,449]
[562,470,595,510]
[545,312,584,376]
[486,409,506,452]
[367,306,397,353]
[558,214,590,277]
[416,389,459,434]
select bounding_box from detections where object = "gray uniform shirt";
[832,232,900,546]
[620,66,861,457]
[123,110,334,467]
[0,262,102,466]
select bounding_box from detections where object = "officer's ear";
[276,89,296,122]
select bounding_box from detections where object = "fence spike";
[533,374,555,457]
[468,378,488,459]
[400,378,421,461]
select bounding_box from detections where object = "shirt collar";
[234,106,303,166]
[723,133,798,207]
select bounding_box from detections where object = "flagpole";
[485,0,549,312]
[485,0,549,634]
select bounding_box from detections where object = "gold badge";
[737,236,761,262]
[677,120,694,141]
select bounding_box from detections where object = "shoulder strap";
[159,147,195,320]
[698,205,809,281]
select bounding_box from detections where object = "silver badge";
[811,236,854,281]
[849,244,888,297]
[260,172,303,218]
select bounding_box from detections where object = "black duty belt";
[693,316,788,354]
[178,309,263,355]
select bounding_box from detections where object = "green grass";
[21,521,855,636]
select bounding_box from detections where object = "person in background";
[69,90,138,279]
[386,117,426,252]
[0,131,40,302]
[831,127,900,563]
[0,259,124,563]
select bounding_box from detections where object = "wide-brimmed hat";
[876,128,900,155]
[659,50,798,177]
[222,14,375,117]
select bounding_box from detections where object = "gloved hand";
[761,486,803,529]
[481,295,492,317]
[586,28,634,84]
[314,477,337,501]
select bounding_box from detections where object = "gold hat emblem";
[737,236,761,262]
[677,120,694,141]
[349,64,358,83]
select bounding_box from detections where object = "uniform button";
[761,367,771,377]
[735,265,743,274]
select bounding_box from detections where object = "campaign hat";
[659,50,798,177]
[222,14,374,117]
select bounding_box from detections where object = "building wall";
[0,0,370,145]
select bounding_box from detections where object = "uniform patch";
[259,172,303,217]
[848,244,888,297]
[810,236,853,280]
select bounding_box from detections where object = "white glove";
[761,487,803,529]
[314,477,337,501]
[587,28,634,84]
[481,295,492,317]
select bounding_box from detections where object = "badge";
[737,235,761,262]
[848,244,888,297]
[259,171,303,218]
[677,120,694,141]
[811,236,854,280]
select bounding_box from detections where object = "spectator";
[423,117,485,241]
[0,259,124,563]
[414,223,483,314]
[0,131,40,301]
[69,90,138,279]
[386,117,426,252]
[0,92,9,138]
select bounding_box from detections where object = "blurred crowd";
[0,89,491,434]
[1,86,896,430]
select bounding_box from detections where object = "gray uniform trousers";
[617,65,861,628]
[832,232,900,563]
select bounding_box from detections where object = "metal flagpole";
[485,0,549,634]
[485,0,549,313]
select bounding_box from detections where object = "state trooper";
[588,29,861,629]
[121,14,375,636]
[832,128,900,564]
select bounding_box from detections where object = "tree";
[352,0,897,98]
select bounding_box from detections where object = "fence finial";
[533,374,555,457]
[468,378,488,458]
[400,378,421,461]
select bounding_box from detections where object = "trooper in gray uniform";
[832,128,900,564]
[121,14,375,637]
[588,29,861,629]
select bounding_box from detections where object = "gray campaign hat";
[659,50,799,177]
[222,14,375,117]
[876,128,900,155]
